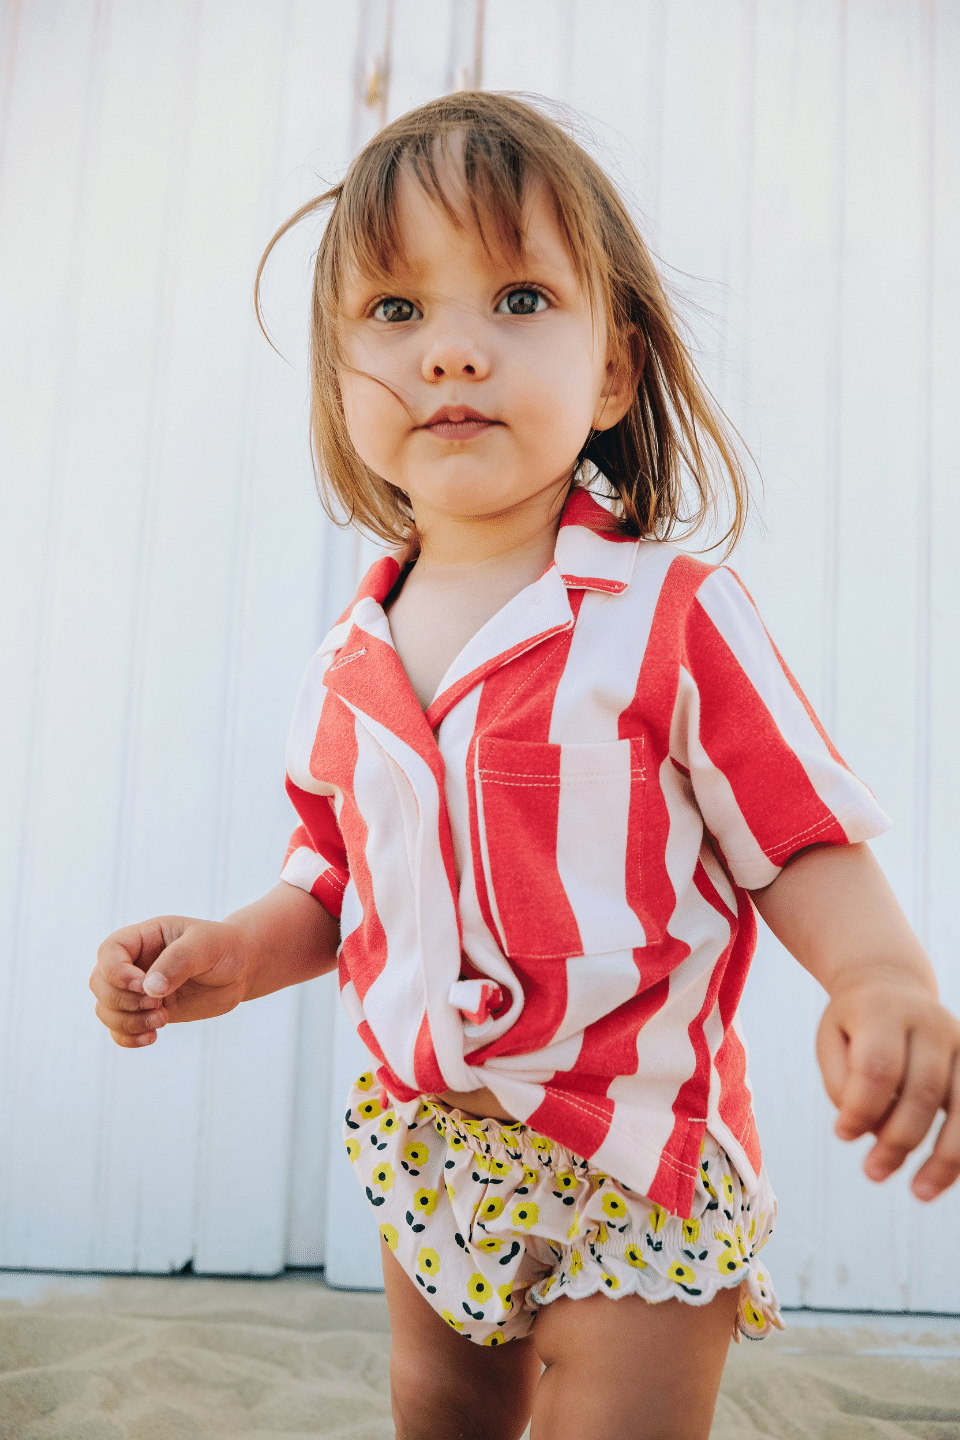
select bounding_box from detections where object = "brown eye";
[496,289,547,316]
[372,297,420,322]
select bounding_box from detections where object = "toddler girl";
[91,94,960,1440]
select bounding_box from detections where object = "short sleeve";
[280,775,350,919]
[673,567,891,891]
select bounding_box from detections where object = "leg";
[530,1284,741,1440]
[380,1238,541,1440]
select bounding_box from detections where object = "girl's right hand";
[89,916,251,1048]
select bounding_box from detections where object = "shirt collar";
[319,491,641,738]
[553,487,639,593]
[339,489,639,607]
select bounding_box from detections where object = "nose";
[420,314,490,382]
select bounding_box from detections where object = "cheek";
[336,373,368,457]
[337,368,363,428]
[337,369,400,471]
[515,343,604,443]
[528,319,603,402]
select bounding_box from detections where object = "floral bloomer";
[344,1074,783,1345]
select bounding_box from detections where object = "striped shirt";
[282,489,890,1216]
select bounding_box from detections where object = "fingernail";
[143,974,168,997]
[913,1180,938,1201]
[136,1033,154,1046]
[144,1012,164,1029]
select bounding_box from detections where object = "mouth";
[421,405,498,441]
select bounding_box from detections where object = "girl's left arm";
[749,842,960,1201]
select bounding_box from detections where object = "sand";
[1,1272,958,1439]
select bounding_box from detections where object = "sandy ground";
[1,1271,958,1439]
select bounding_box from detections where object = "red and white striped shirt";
[282,489,889,1216]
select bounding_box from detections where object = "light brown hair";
[256,91,751,551]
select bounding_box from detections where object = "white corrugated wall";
[1,0,957,1310]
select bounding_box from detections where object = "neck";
[412,482,569,574]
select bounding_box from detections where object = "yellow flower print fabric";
[343,1075,782,1346]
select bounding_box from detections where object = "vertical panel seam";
[473,0,485,89]
[816,0,848,1295]
[0,0,24,207]
[558,0,576,100]
[914,0,935,953]
[1,0,111,1268]
[99,0,205,1276]
[738,0,759,467]
[824,0,848,738]
[352,0,395,153]
[0,0,24,1268]
[646,0,669,249]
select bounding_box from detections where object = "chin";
[419,478,519,515]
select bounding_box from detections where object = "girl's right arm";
[89,882,340,1048]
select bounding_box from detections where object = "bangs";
[328,98,606,319]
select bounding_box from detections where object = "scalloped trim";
[527,1252,784,1342]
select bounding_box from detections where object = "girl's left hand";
[816,975,960,1201]
[750,842,960,1203]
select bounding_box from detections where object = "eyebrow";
[353,244,575,293]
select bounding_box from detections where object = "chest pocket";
[475,735,648,959]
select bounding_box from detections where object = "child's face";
[337,159,633,543]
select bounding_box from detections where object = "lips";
[422,405,497,441]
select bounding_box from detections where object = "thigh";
[381,1238,541,1440]
[530,1284,741,1440]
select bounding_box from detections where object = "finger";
[833,1020,907,1142]
[112,1026,160,1049]
[863,1031,952,1182]
[89,970,165,1012]
[91,954,148,995]
[816,1010,850,1110]
[95,998,168,1038]
[141,925,233,999]
[96,919,175,989]
[910,1057,960,1201]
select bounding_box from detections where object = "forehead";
[344,149,581,293]
[405,168,572,277]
